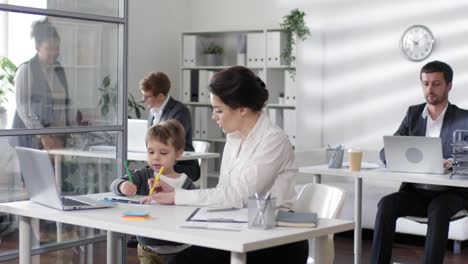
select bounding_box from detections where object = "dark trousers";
[174,160,200,182]
[370,188,468,264]
[169,240,308,264]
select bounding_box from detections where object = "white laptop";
[16,147,113,210]
[128,119,148,152]
[383,136,448,174]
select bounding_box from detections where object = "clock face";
[401,25,435,61]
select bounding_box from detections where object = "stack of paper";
[122,211,150,220]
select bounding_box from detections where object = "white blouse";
[175,113,297,210]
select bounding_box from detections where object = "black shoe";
[127,237,138,248]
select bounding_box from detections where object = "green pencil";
[124,161,134,183]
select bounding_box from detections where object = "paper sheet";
[189,208,248,222]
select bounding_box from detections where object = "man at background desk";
[372,61,468,264]
[140,72,200,182]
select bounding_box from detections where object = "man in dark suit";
[139,72,200,182]
[371,61,468,264]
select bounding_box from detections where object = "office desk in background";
[49,149,220,191]
[299,164,468,264]
[0,197,354,264]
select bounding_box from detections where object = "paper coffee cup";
[348,148,363,171]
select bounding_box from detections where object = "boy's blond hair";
[146,119,185,151]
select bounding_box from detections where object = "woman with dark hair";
[142,66,308,263]
[11,18,71,149]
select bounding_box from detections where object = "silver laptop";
[16,147,113,210]
[383,136,447,174]
[128,119,148,152]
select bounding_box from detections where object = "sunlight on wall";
[312,0,468,150]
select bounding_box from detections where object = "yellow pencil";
[149,166,164,195]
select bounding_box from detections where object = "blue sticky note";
[123,211,150,217]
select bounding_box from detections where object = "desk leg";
[107,231,117,264]
[200,158,208,189]
[98,159,105,192]
[54,155,64,243]
[354,178,362,264]
[313,174,321,184]
[86,228,94,264]
[230,252,246,264]
[19,216,32,264]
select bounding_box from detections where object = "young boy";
[110,119,196,264]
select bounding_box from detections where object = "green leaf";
[279,9,310,80]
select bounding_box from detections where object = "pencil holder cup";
[248,196,276,229]
[327,148,344,168]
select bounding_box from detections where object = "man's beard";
[426,94,447,106]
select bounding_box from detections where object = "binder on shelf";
[193,108,202,139]
[207,70,215,101]
[284,71,296,105]
[247,32,265,67]
[198,70,209,103]
[284,109,296,147]
[182,70,191,102]
[183,35,198,67]
[267,31,286,66]
[198,70,215,103]
[200,108,222,140]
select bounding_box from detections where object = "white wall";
[128,0,189,117]
[319,0,468,151]
[129,0,468,152]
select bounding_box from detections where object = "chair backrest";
[193,140,211,153]
[192,140,211,165]
[293,183,345,218]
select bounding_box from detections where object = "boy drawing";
[110,119,197,264]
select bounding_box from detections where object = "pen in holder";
[327,144,344,168]
[248,194,276,229]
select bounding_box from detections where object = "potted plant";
[98,75,115,118]
[0,56,17,111]
[203,42,224,66]
[280,9,311,80]
[127,93,145,119]
[98,75,145,119]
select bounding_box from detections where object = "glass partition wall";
[0,1,127,262]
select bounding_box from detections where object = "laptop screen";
[383,136,445,174]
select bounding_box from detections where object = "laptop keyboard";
[61,197,90,207]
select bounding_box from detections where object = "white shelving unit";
[180,29,297,148]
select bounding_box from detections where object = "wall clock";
[400,25,435,61]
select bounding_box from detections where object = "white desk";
[0,199,354,264]
[299,165,468,264]
[49,149,220,190]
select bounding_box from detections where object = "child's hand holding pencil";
[149,166,165,195]
[120,161,137,196]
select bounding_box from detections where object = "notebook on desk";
[383,136,449,174]
[16,147,113,211]
[128,119,148,152]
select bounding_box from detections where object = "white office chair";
[403,209,468,254]
[293,183,346,264]
[192,140,210,165]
